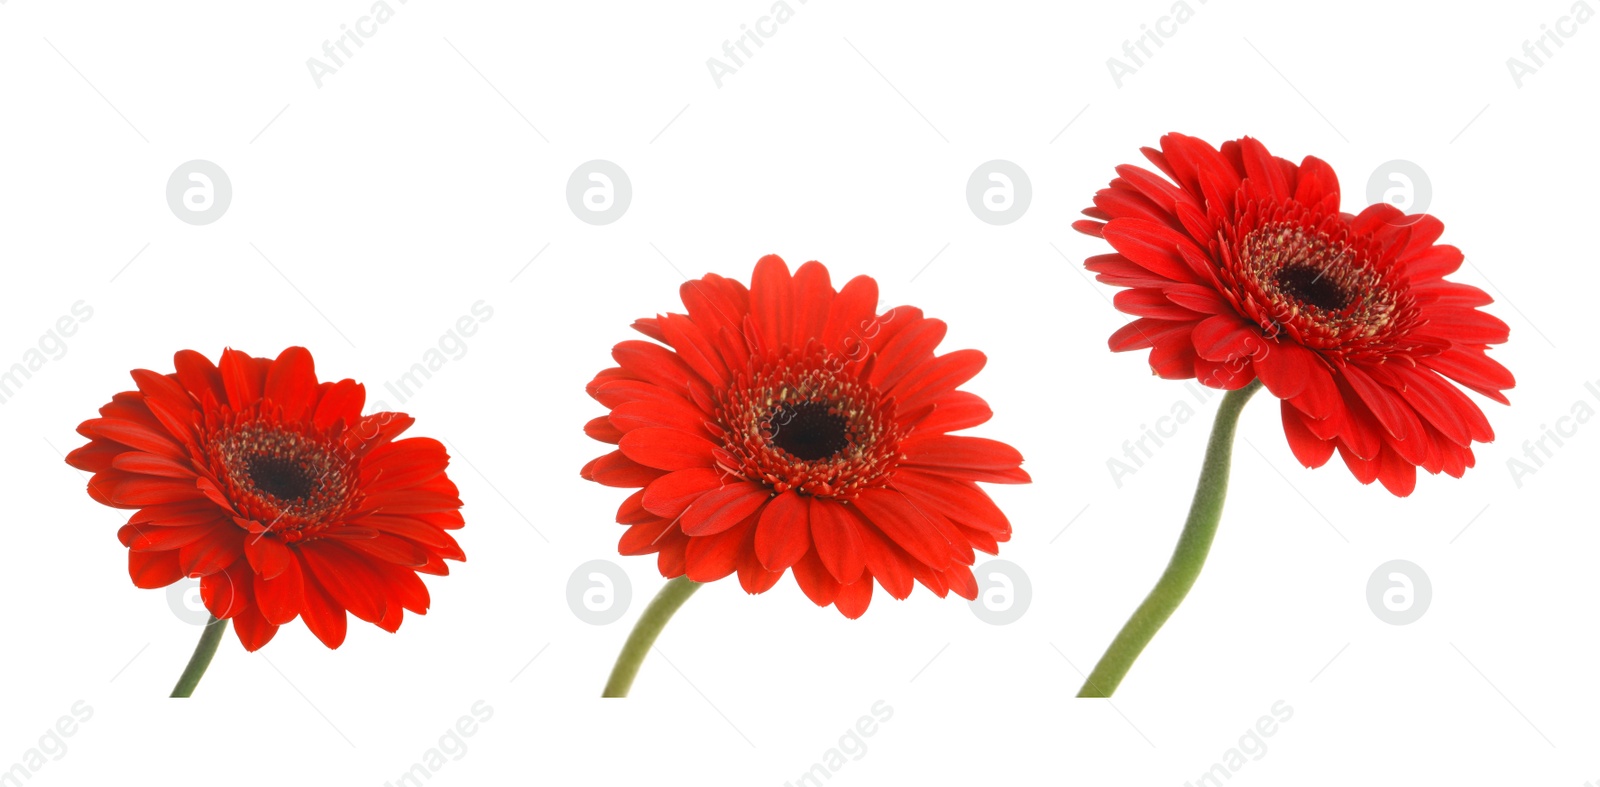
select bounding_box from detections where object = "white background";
[2,1,1596,784]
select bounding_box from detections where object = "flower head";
[582,256,1029,617]
[1075,133,1513,495]
[66,347,465,650]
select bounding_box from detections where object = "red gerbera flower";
[66,347,465,651]
[1074,133,1514,495]
[581,255,1029,618]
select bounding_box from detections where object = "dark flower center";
[769,401,850,461]
[716,350,902,500]
[212,423,355,532]
[1234,219,1408,351]
[243,454,317,502]
[1273,264,1351,312]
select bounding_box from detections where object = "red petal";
[915,392,993,434]
[129,369,199,443]
[855,523,914,599]
[1419,309,1511,346]
[1280,401,1336,468]
[653,530,689,577]
[1424,349,1513,404]
[360,438,449,490]
[301,542,387,623]
[65,440,122,473]
[684,517,754,582]
[367,559,430,614]
[80,417,186,460]
[1147,333,1199,380]
[1162,283,1231,315]
[1255,341,1322,400]
[345,412,415,457]
[1114,163,1190,215]
[255,555,306,625]
[618,518,675,556]
[112,474,203,506]
[299,571,348,648]
[129,549,183,588]
[1342,364,1410,441]
[312,379,366,431]
[177,527,244,577]
[960,524,1000,555]
[612,340,696,392]
[607,398,717,438]
[359,514,460,549]
[790,261,834,349]
[619,427,719,472]
[680,274,750,339]
[265,347,317,422]
[753,490,810,571]
[1376,446,1418,497]
[124,523,214,552]
[809,498,865,584]
[1393,367,1485,445]
[791,549,840,606]
[941,565,979,601]
[219,348,265,410]
[641,467,725,519]
[868,318,946,391]
[833,579,873,619]
[890,349,985,414]
[749,255,794,356]
[1190,315,1261,363]
[1406,244,1464,280]
[1292,155,1340,207]
[245,536,295,579]
[1332,384,1385,461]
[200,561,250,618]
[821,275,880,359]
[1113,288,1206,321]
[110,451,197,479]
[900,499,976,568]
[128,500,226,527]
[341,532,431,567]
[891,470,1011,535]
[1100,219,1207,283]
[679,482,769,536]
[1237,136,1291,200]
[736,546,784,594]
[1285,360,1342,422]
[910,559,950,597]
[1087,254,1173,288]
[230,602,279,652]
[590,378,695,411]
[900,435,1029,484]
[581,450,665,488]
[659,313,729,389]
[173,349,226,405]
[853,489,957,571]
[358,486,463,515]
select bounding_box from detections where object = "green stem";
[602,576,702,698]
[1078,379,1262,697]
[171,615,228,698]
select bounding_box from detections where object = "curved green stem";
[1078,379,1262,697]
[171,615,228,698]
[602,576,702,698]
